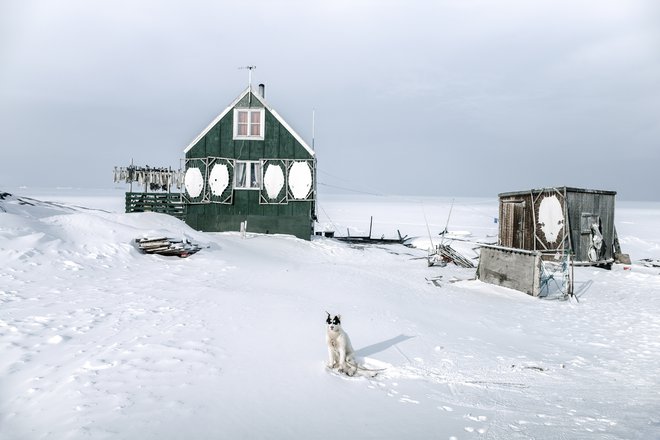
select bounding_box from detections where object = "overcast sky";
[2,0,659,200]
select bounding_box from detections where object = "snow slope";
[1,190,659,439]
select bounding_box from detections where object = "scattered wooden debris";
[334,216,408,245]
[425,276,443,287]
[511,364,547,372]
[336,234,406,245]
[426,275,472,286]
[447,276,474,283]
[134,237,202,258]
[427,254,447,267]
[428,244,475,268]
[639,259,660,268]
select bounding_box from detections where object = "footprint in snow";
[465,413,488,422]
[62,260,84,271]
[81,360,117,371]
[47,335,69,344]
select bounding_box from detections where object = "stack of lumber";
[134,237,201,258]
[432,244,475,268]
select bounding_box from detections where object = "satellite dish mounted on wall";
[184,167,204,198]
[263,163,285,199]
[288,161,312,200]
[537,195,564,244]
[208,163,229,196]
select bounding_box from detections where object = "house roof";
[183,86,315,157]
[498,186,617,198]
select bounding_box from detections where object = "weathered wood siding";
[499,192,537,250]
[565,190,616,262]
[185,91,315,239]
[125,192,185,220]
[498,187,617,264]
[477,246,542,296]
[499,196,529,249]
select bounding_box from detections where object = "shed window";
[235,161,261,189]
[233,109,264,140]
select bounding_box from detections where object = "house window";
[235,161,261,189]
[233,109,265,140]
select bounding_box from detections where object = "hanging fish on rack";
[112,164,183,192]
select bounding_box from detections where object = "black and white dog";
[325,313,357,376]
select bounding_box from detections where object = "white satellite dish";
[288,161,312,200]
[208,163,229,196]
[263,163,285,199]
[538,195,564,244]
[184,167,204,198]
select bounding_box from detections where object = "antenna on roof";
[238,65,256,106]
[238,65,257,89]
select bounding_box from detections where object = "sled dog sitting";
[325,312,357,376]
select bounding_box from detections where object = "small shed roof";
[498,187,617,198]
[183,86,315,157]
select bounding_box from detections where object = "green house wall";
[185,91,315,240]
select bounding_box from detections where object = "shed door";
[581,213,603,262]
[501,201,525,248]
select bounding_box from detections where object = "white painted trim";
[183,86,315,157]
[234,160,262,190]
[232,108,265,140]
[268,108,315,157]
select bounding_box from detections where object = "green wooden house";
[182,84,316,239]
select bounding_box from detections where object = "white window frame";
[233,108,265,140]
[234,160,262,190]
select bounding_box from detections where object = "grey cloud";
[1,0,658,200]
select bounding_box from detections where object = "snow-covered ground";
[1,188,659,440]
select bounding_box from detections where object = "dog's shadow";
[355,334,415,357]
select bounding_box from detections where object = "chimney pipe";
[258,83,265,98]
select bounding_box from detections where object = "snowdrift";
[1,190,659,439]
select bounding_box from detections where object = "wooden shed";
[182,85,316,239]
[498,187,618,265]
